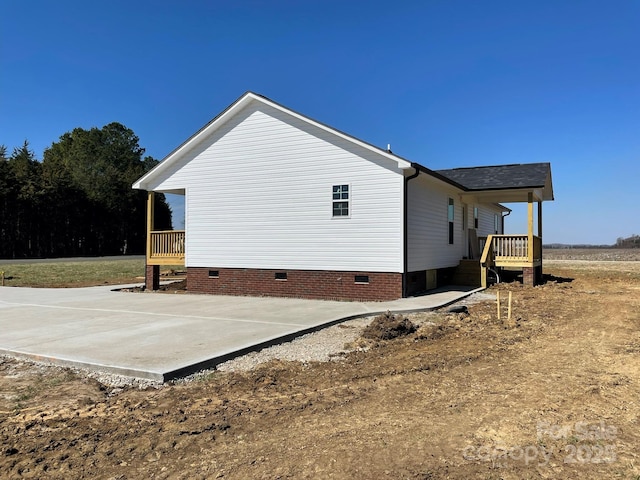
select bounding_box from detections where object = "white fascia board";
[132,94,255,190]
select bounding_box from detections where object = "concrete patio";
[0,284,482,382]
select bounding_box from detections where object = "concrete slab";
[0,284,482,382]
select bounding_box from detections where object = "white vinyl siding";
[476,205,503,237]
[149,100,404,272]
[407,174,464,271]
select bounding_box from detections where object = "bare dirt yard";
[2,250,640,479]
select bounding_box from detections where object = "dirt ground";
[2,252,640,479]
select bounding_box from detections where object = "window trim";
[332,184,350,218]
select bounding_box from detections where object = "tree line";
[545,235,640,249]
[0,123,172,259]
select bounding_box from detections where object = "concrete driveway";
[0,284,481,381]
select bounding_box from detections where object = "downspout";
[501,209,511,234]
[402,165,421,297]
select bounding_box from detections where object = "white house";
[133,92,554,301]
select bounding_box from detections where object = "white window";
[332,185,349,217]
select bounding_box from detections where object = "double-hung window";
[332,185,349,217]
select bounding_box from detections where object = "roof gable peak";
[133,92,412,190]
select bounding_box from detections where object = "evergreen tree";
[0,145,15,257]
[0,124,172,258]
[7,142,42,257]
[42,123,172,256]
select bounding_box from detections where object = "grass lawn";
[0,259,183,288]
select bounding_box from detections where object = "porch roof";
[435,162,554,203]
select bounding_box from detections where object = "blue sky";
[2,0,638,244]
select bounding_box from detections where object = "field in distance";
[543,247,640,262]
[0,258,183,288]
[0,249,637,288]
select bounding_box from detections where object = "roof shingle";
[435,163,551,191]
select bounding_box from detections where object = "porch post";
[538,200,544,284]
[537,201,543,238]
[146,191,155,264]
[527,192,534,263]
[145,191,160,291]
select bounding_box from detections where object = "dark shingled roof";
[435,163,551,191]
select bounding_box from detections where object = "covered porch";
[440,163,554,288]
[145,191,185,289]
[477,191,545,287]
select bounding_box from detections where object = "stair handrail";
[480,234,495,288]
[480,234,495,267]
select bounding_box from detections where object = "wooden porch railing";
[492,235,530,262]
[480,234,542,287]
[147,230,185,265]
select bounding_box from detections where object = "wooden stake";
[497,291,501,320]
[508,291,512,322]
[1,271,4,287]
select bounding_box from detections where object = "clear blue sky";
[2,1,638,244]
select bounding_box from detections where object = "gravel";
[217,316,374,371]
[179,292,495,381]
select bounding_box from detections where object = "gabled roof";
[133,92,554,204]
[132,91,413,190]
[436,163,554,201]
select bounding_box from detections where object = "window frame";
[332,184,350,218]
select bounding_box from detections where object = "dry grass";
[543,247,640,261]
[0,259,183,288]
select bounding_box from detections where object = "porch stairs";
[452,259,482,287]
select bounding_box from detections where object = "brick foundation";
[145,264,160,291]
[186,267,403,301]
